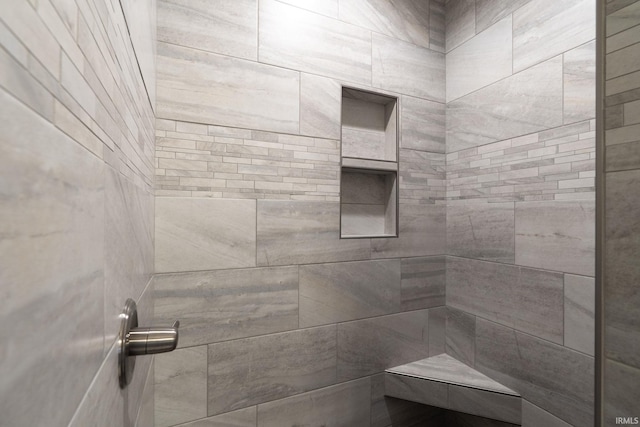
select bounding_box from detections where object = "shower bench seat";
[384,353,521,425]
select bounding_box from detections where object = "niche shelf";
[340,87,398,239]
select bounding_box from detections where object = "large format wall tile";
[156,197,256,273]
[337,310,430,381]
[257,378,371,427]
[564,274,595,356]
[154,266,298,347]
[446,16,513,103]
[208,326,337,415]
[515,200,595,276]
[277,0,339,18]
[300,73,341,139]
[604,359,640,425]
[0,89,104,427]
[259,0,371,85]
[475,319,594,427]
[513,0,595,73]
[605,169,640,370]
[158,0,257,60]
[372,33,445,102]
[339,0,430,49]
[401,95,446,153]
[155,346,208,427]
[157,42,299,133]
[446,307,476,367]
[521,400,572,427]
[299,259,401,327]
[564,41,596,124]
[475,0,532,33]
[446,0,475,52]
[400,256,446,310]
[447,202,515,263]
[257,200,370,266]
[176,407,257,427]
[447,257,564,344]
[371,203,446,259]
[447,56,563,152]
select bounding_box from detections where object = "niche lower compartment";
[340,166,397,238]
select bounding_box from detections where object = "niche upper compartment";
[341,87,398,163]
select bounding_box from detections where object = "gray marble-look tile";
[175,407,257,427]
[339,0,431,48]
[341,204,388,236]
[521,400,572,427]
[259,0,371,85]
[341,96,395,161]
[445,0,475,52]
[606,140,640,172]
[447,56,564,152]
[445,411,520,427]
[337,310,430,381]
[447,202,515,263]
[136,358,155,427]
[208,326,337,415]
[430,0,445,53]
[0,89,104,427]
[158,0,257,60]
[605,169,640,370]
[401,95,445,153]
[475,0,532,33]
[564,41,596,124]
[299,259,401,327]
[513,0,595,73]
[277,0,339,18]
[155,346,208,427]
[300,73,341,139]
[429,306,447,356]
[372,33,445,103]
[604,359,640,424]
[447,257,564,344]
[448,385,522,424]
[606,0,640,36]
[401,256,446,311]
[515,200,595,276]
[257,378,371,427]
[341,170,388,204]
[475,318,594,427]
[154,266,298,347]
[155,197,257,273]
[446,307,476,367]
[372,203,446,259]
[385,372,449,408]
[257,200,371,266]
[564,274,595,356]
[157,42,299,133]
[446,16,513,103]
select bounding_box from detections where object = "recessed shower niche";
[340,87,398,238]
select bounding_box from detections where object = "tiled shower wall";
[602,0,640,423]
[153,1,448,426]
[0,0,156,426]
[445,0,596,426]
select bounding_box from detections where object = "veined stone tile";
[446,16,513,103]
[513,0,595,73]
[384,371,449,408]
[475,0,532,33]
[564,274,595,356]
[522,400,572,427]
[0,89,104,427]
[256,200,370,266]
[446,0,475,52]
[158,0,257,60]
[300,73,341,139]
[429,306,447,356]
[604,359,640,424]
[607,19,640,52]
[400,256,446,311]
[430,0,446,53]
[339,0,430,48]
[155,346,208,427]
[372,33,445,102]
[447,56,564,152]
[605,169,640,370]
[447,202,515,263]
[606,39,640,80]
[337,310,430,381]
[277,0,339,18]
[154,266,298,347]
[475,319,594,427]
[564,41,596,124]
[515,200,595,276]
[259,0,371,85]
[173,407,257,427]
[257,378,371,427]
[155,197,257,273]
[448,385,522,424]
[606,0,640,36]
[447,257,564,344]
[299,259,401,327]
[401,95,445,153]
[446,307,476,367]
[208,326,337,415]
[445,411,520,426]
[157,42,299,133]
[371,203,446,259]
